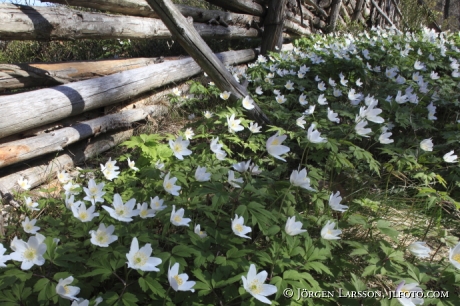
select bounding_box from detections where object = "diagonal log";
[144,0,270,125]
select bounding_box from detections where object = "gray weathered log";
[352,0,366,21]
[303,0,328,18]
[318,0,332,8]
[0,129,134,195]
[286,4,325,28]
[0,4,259,41]
[390,0,402,16]
[0,104,167,169]
[339,1,351,21]
[0,48,257,139]
[328,0,343,32]
[284,19,311,36]
[370,0,397,28]
[0,58,167,90]
[205,0,265,16]
[42,0,260,27]
[261,0,288,54]
[144,0,270,125]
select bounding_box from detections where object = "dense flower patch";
[1,26,460,305]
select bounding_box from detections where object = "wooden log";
[328,0,343,32]
[370,0,397,28]
[303,0,328,18]
[352,0,365,21]
[0,4,259,41]
[205,0,265,16]
[286,4,325,29]
[0,48,257,139]
[0,129,134,196]
[319,0,333,8]
[42,0,260,27]
[390,0,402,17]
[0,104,168,169]
[144,0,270,125]
[284,19,311,36]
[0,57,168,90]
[340,1,351,21]
[261,0,288,54]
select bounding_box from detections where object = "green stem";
[163,287,172,306]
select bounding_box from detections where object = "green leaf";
[376,220,399,242]
[121,292,138,306]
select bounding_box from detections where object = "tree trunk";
[144,0,270,125]
[0,104,168,169]
[261,0,288,54]
[0,4,259,41]
[0,49,257,139]
[42,0,260,27]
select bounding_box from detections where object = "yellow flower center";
[89,187,98,194]
[24,248,36,261]
[25,224,33,231]
[165,183,172,190]
[79,211,88,221]
[63,285,71,294]
[174,215,182,223]
[96,232,108,244]
[452,254,460,263]
[271,139,279,146]
[140,210,147,217]
[234,224,243,233]
[173,275,183,286]
[174,144,182,152]
[199,231,204,235]
[327,229,333,235]
[115,207,126,217]
[133,252,147,266]
[106,163,114,170]
[249,280,262,294]
[154,201,160,207]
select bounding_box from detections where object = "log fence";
[0,0,402,196]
